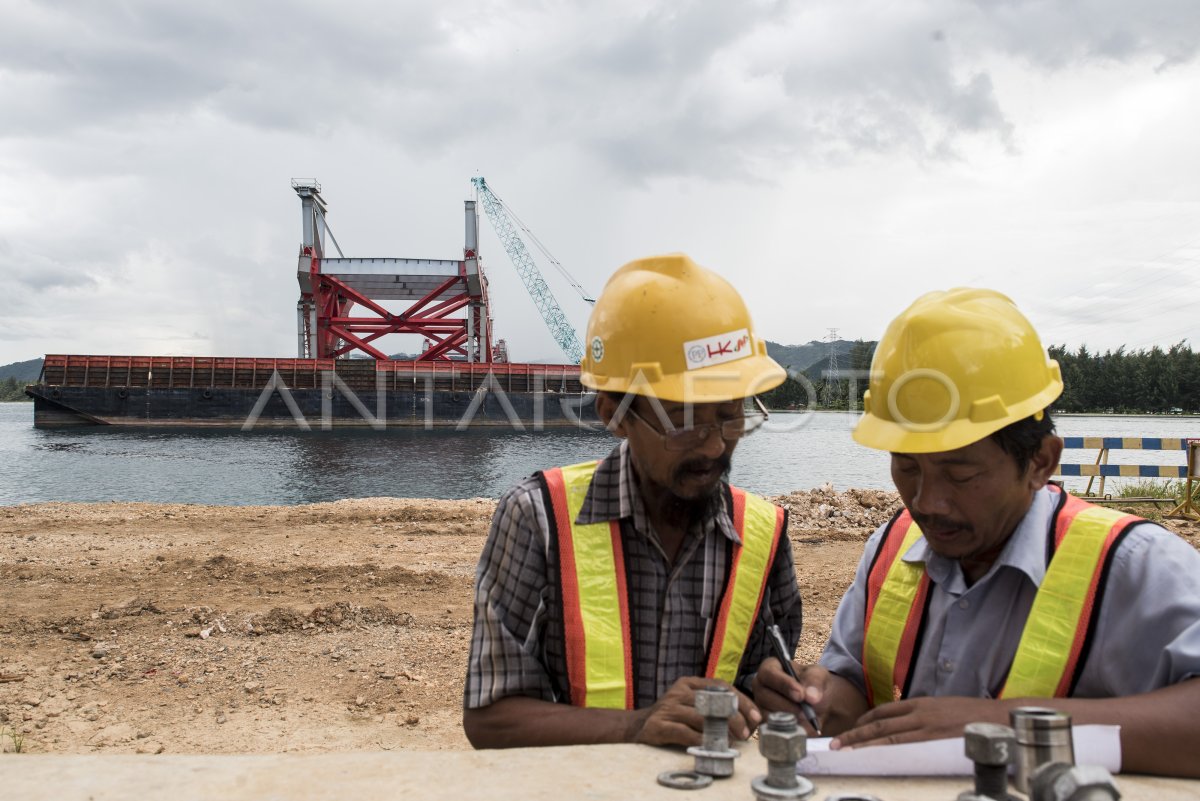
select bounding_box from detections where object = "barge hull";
[29,355,597,429]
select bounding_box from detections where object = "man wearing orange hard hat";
[464,253,802,750]
[754,288,1200,777]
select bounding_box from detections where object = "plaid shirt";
[464,441,802,710]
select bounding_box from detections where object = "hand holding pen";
[766,623,823,736]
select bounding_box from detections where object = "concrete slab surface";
[2,743,1197,801]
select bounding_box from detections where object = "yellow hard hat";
[579,253,786,403]
[853,288,1063,453]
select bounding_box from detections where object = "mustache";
[911,512,974,534]
[674,453,733,478]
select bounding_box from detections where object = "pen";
[766,624,823,736]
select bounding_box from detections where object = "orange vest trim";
[1053,491,1118,696]
[543,464,633,709]
[704,487,787,683]
[1004,488,1139,698]
[862,510,930,707]
[543,462,786,707]
[862,491,1142,706]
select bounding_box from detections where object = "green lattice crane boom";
[471,177,587,364]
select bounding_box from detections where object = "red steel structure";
[293,180,496,363]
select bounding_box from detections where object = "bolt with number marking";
[959,722,1016,801]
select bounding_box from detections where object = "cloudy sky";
[2,0,1198,366]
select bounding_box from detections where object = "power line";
[823,328,841,406]
[1029,236,1200,344]
[1126,322,1197,351]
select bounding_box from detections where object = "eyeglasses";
[623,400,769,452]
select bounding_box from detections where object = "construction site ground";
[2,489,1197,755]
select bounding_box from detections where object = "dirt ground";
[1,488,1197,755]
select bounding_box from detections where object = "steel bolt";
[751,712,815,801]
[958,722,1015,801]
[687,686,739,778]
[1030,763,1121,801]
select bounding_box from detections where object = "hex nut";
[963,722,1016,766]
[1030,762,1073,801]
[760,724,807,762]
[1049,765,1120,801]
[690,750,738,778]
[693,687,738,719]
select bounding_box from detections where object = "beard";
[655,453,733,528]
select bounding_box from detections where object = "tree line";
[1050,342,1198,414]
[0,376,31,402]
[762,340,1198,415]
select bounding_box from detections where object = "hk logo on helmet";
[591,337,605,363]
[682,328,752,370]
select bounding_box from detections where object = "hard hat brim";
[851,379,1063,454]
[581,353,787,404]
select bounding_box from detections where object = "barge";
[28,355,593,429]
[27,180,598,429]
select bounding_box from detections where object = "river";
[0,403,1194,505]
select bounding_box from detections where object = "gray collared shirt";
[821,486,1200,699]
[465,441,802,709]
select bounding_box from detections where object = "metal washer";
[751,775,817,800]
[657,770,715,791]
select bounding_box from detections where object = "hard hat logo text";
[683,328,752,371]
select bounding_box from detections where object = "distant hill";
[765,340,859,376]
[0,358,43,382]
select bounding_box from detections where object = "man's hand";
[751,658,826,731]
[632,676,762,748]
[831,696,1010,750]
[752,660,867,736]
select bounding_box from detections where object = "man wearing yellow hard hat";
[463,254,802,749]
[754,288,1200,777]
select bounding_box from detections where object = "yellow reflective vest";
[542,460,786,709]
[862,488,1144,707]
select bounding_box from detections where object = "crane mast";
[471,177,585,365]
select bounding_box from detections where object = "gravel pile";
[773,484,902,540]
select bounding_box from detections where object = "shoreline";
[4,398,1199,416]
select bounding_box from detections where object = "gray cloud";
[5,1,1196,180]
[964,0,1199,70]
[7,259,98,292]
[0,1,449,136]
[0,238,98,292]
[2,0,1199,366]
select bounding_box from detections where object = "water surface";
[0,403,1193,505]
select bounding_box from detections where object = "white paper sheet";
[795,725,1122,776]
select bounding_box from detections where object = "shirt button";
[958,599,970,610]
[941,659,955,671]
